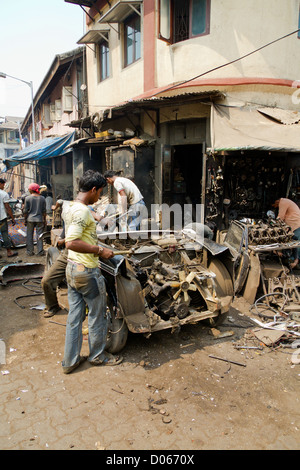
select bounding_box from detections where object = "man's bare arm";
[66,239,114,259]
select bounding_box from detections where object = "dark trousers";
[41,249,68,311]
[26,221,44,255]
[293,227,300,261]
[0,218,12,249]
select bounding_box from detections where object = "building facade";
[4,47,87,199]
[67,1,300,225]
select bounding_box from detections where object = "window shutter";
[42,104,52,127]
[55,99,62,121]
[159,0,171,42]
[50,104,56,122]
[62,86,73,112]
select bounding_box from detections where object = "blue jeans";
[128,200,147,230]
[62,262,108,370]
[293,227,300,261]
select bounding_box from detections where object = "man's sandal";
[89,352,123,366]
[62,356,87,374]
[43,306,61,318]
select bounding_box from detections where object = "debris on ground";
[247,287,300,350]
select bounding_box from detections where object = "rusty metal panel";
[0,263,45,285]
[109,145,155,209]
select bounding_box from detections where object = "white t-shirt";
[113,177,143,206]
[0,189,10,221]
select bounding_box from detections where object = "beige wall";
[85,0,300,112]
[86,9,144,115]
[156,0,300,86]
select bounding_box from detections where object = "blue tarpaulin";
[3,132,75,170]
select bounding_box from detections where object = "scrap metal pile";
[249,275,300,350]
[102,231,231,323]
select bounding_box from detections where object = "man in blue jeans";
[0,178,18,258]
[62,170,123,374]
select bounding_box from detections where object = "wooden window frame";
[159,0,211,44]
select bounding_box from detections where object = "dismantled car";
[48,216,300,353]
[49,227,233,353]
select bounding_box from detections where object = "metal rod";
[209,354,246,367]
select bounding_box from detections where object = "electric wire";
[87,28,300,110]
[149,28,300,98]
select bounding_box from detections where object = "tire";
[46,246,60,270]
[208,258,234,297]
[105,301,128,353]
[206,258,234,327]
[233,251,250,294]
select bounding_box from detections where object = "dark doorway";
[171,144,203,207]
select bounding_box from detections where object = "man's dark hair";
[0,178,6,184]
[78,170,107,192]
[104,170,122,179]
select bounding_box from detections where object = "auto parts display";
[248,219,294,246]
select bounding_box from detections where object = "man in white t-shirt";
[104,170,147,230]
[0,178,18,258]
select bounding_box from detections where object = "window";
[8,130,19,142]
[98,40,110,81]
[5,149,15,158]
[124,13,141,66]
[62,86,73,112]
[42,104,52,128]
[55,100,62,121]
[50,100,62,122]
[159,0,210,44]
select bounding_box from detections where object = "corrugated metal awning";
[67,90,222,129]
[77,26,110,44]
[64,0,98,6]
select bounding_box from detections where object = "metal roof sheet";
[98,1,143,24]
[257,107,300,125]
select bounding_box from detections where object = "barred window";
[160,0,210,44]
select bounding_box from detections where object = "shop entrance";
[223,152,288,223]
[163,144,203,211]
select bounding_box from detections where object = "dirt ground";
[0,246,299,451]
